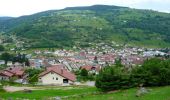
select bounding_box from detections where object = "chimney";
[61,68,63,74]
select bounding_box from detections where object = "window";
[56,77,58,80]
[51,72,54,74]
[53,77,54,80]
[63,79,68,83]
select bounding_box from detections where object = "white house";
[38,66,76,85]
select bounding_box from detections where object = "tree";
[131,58,170,87]
[0,45,4,51]
[115,58,123,67]
[25,58,30,66]
[78,68,89,81]
[96,58,170,91]
[12,53,30,66]
[26,69,42,83]
[29,75,39,83]
[0,52,13,64]
[95,65,130,91]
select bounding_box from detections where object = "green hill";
[1,5,170,48]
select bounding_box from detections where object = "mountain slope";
[1,5,170,48]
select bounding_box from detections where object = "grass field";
[0,86,170,100]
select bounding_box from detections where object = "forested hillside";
[0,5,170,48]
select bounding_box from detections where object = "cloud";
[0,0,170,17]
[130,0,170,12]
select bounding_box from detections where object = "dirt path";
[3,85,74,92]
[3,81,95,92]
[3,86,42,92]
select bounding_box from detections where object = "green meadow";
[0,86,170,100]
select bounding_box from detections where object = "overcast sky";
[0,0,170,17]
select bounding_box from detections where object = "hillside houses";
[27,47,169,71]
[143,51,167,57]
[0,42,169,86]
[121,55,144,67]
[54,50,75,56]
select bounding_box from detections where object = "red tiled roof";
[6,67,25,76]
[0,70,14,77]
[81,65,93,71]
[81,65,101,72]
[39,66,76,82]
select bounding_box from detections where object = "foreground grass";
[69,86,170,100]
[0,86,170,100]
[0,86,97,99]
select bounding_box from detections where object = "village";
[1,1,170,99]
[0,42,169,86]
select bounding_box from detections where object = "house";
[167,51,170,55]
[7,61,13,66]
[0,70,13,81]
[122,56,144,66]
[38,66,76,85]
[81,65,100,74]
[29,59,44,68]
[5,67,25,79]
[0,39,2,44]
[0,67,25,83]
[0,60,5,65]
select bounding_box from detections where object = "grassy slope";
[73,86,170,100]
[0,86,170,100]
[1,5,170,48]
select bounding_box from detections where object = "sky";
[0,0,170,17]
